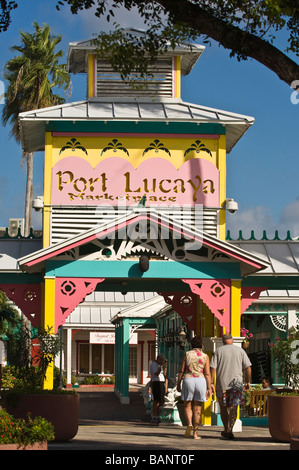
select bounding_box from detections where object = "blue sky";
[0,0,298,239]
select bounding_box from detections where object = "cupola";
[67,28,205,99]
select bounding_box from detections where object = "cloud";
[58,1,146,36]
[226,206,276,239]
[279,199,299,237]
[226,201,299,240]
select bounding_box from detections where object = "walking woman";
[177,335,211,439]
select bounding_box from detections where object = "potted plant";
[0,408,54,450]
[0,325,79,442]
[241,328,253,349]
[268,326,299,443]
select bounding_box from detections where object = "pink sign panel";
[51,156,219,207]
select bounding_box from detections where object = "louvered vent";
[96,59,174,97]
[50,206,218,244]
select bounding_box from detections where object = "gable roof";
[67,30,205,76]
[230,240,299,276]
[110,294,168,324]
[18,209,269,276]
[18,97,254,154]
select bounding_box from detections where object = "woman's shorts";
[181,377,207,402]
[152,381,166,403]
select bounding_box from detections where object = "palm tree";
[0,290,18,338]
[2,21,70,235]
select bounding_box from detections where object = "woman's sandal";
[184,425,193,438]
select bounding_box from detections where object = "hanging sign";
[90,331,138,344]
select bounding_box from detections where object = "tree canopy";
[2,20,70,141]
[1,1,298,86]
[0,290,18,338]
[1,21,70,234]
[66,0,298,88]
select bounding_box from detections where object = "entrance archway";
[13,209,268,402]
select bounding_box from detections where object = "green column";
[114,323,121,395]
[114,319,130,404]
[120,318,130,404]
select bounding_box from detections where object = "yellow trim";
[230,280,242,421]
[43,132,52,248]
[42,278,56,389]
[218,135,226,240]
[88,54,95,98]
[202,398,212,426]
[174,56,181,98]
[203,303,214,338]
[51,135,218,170]
[230,280,242,336]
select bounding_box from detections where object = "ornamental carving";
[55,277,105,332]
[0,284,41,328]
[183,279,231,331]
[158,291,198,331]
[241,287,267,314]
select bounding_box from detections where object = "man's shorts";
[219,387,245,407]
[152,381,166,403]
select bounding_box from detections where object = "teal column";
[114,319,130,404]
[114,323,121,395]
[120,318,130,404]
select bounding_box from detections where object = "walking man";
[210,334,252,439]
[149,352,168,425]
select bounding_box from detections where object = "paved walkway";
[48,386,290,452]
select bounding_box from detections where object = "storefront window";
[129,346,137,378]
[78,342,115,375]
[149,342,156,363]
[92,344,102,374]
[104,344,114,374]
[79,343,89,374]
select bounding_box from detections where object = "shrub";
[5,326,62,391]
[81,375,115,385]
[1,365,18,389]
[0,409,55,446]
[82,375,103,385]
[105,375,115,385]
[270,326,299,390]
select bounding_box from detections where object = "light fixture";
[139,254,149,272]
[178,326,188,348]
[32,196,44,212]
[223,198,238,214]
